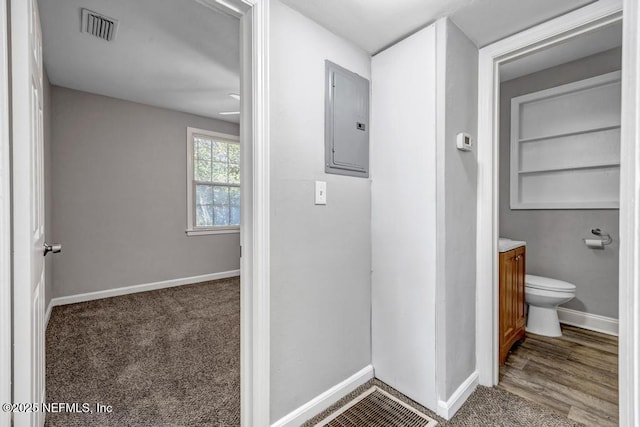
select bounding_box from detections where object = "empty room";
[39,0,243,424]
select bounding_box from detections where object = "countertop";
[499,238,526,253]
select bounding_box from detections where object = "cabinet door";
[499,247,526,364]
[499,251,516,351]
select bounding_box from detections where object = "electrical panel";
[325,60,370,178]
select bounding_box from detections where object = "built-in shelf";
[518,161,620,175]
[510,71,621,210]
[515,201,619,210]
[517,124,621,144]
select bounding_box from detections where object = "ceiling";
[279,0,597,54]
[500,21,622,82]
[38,0,240,122]
[39,0,607,122]
[450,0,596,48]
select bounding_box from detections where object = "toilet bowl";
[525,274,576,337]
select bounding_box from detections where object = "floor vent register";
[315,386,438,427]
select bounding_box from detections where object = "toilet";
[525,274,576,337]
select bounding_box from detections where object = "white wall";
[371,18,478,414]
[371,24,438,410]
[50,86,240,298]
[499,48,621,319]
[437,19,478,400]
[269,1,372,422]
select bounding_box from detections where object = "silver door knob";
[43,243,62,256]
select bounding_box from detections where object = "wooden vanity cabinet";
[499,245,526,365]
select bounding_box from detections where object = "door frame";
[476,0,639,424]
[210,0,271,425]
[0,0,12,425]
[618,0,640,423]
[237,0,270,426]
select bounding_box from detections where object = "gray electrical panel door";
[325,60,370,177]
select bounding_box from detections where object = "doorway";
[476,0,639,425]
[495,21,622,424]
[42,0,241,424]
[5,0,271,425]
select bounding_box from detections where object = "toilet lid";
[525,274,576,292]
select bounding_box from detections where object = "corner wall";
[370,17,478,415]
[269,0,372,422]
[437,19,479,401]
[50,87,240,298]
[371,23,438,410]
[499,48,621,319]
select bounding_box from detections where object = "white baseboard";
[271,365,374,427]
[558,307,618,336]
[437,370,478,420]
[49,270,240,308]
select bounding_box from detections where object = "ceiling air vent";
[81,9,118,42]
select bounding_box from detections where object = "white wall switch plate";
[315,181,327,205]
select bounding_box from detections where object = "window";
[186,127,240,235]
[510,71,621,209]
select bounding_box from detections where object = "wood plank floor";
[499,324,618,427]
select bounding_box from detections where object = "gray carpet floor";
[45,277,240,426]
[304,378,584,427]
[47,277,584,427]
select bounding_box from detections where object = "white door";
[11,0,46,425]
[0,0,12,425]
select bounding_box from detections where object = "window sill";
[186,228,240,236]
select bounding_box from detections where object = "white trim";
[619,0,640,425]
[186,228,240,236]
[436,371,479,420]
[189,128,240,142]
[0,0,12,422]
[49,270,240,307]
[239,7,255,427]
[479,1,622,62]
[476,43,500,388]
[557,307,619,336]
[476,0,623,388]
[239,0,270,426]
[270,365,374,427]
[434,17,448,412]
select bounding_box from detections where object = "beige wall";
[499,48,621,318]
[50,86,240,299]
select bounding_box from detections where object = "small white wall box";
[456,132,473,151]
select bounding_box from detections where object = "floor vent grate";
[315,386,438,427]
